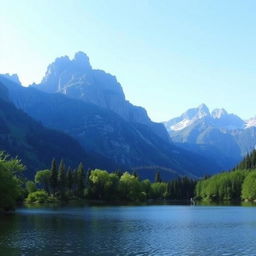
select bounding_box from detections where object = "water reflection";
[1,205,256,255]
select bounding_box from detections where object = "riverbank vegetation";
[0,152,25,211]
[196,150,256,202]
[26,159,196,204]
[2,149,256,211]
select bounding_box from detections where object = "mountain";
[0,74,222,180]
[33,52,169,142]
[0,82,117,179]
[245,117,256,129]
[165,104,245,133]
[164,104,256,170]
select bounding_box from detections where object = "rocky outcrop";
[34,52,169,142]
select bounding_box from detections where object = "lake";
[1,205,256,255]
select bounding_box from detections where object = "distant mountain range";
[0,52,225,180]
[164,104,256,170]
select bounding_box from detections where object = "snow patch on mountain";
[165,104,246,132]
[170,119,194,131]
[245,117,256,128]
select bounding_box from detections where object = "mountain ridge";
[33,52,170,142]
[164,104,256,170]
[0,73,222,179]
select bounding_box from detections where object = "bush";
[26,190,49,204]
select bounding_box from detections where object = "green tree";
[26,190,49,204]
[242,171,256,201]
[154,171,162,183]
[119,172,142,201]
[57,160,66,199]
[88,169,114,200]
[150,182,167,199]
[0,152,25,211]
[35,170,51,193]
[77,163,85,198]
[66,167,73,192]
[25,181,37,194]
[50,159,58,195]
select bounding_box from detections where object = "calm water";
[1,205,256,255]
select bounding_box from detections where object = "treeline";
[196,149,256,202]
[5,148,256,211]
[195,170,248,201]
[25,159,196,204]
[196,169,256,201]
[235,149,256,170]
[26,159,87,203]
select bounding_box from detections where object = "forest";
[0,152,195,211]
[196,150,256,201]
[2,150,256,212]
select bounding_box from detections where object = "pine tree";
[66,167,73,193]
[77,162,85,198]
[154,171,162,183]
[58,160,66,199]
[50,159,58,195]
[85,169,91,187]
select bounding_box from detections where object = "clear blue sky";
[1,0,256,122]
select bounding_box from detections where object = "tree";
[119,172,142,201]
[50,159,58,195]
[66,167,73,193]
[242,171,256,201]
[58,160,66,199]
[150,182,167,199]
[25,181,37,194]
[26,190,49,204]
[88,169,111,200]
[35,170,51,193]
[154,171,162,183]
[0,152,24,211]
[77,163,85,198]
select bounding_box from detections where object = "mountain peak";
[197,103,210,117]
[0,73,21,85]
[211,108,228,119]
[73,51,91,69]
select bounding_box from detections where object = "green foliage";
[154,171,162,183]
[66,167,73,192]
[25,181,36,194]
[196,170,248,201]
[50,159,58,195]
[76,163,85,198]
[236,150,256,170]
[35,169,51,193]
[25,159,201,203]
[167,177,196,200]
[26,190,49,204]
[57,160,66,199]
[150,182,167,199]
[88,169,119,200]
[0,152,25,210]
[241,171,256,200]
[119,172,143,201]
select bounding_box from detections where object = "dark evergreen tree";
[154,171,162,183]
[66,167,73,193]
[58,160,66,199]
[236,150,256,170]
[77,163,85,198]
[85,169,91,187]
[50,159,58,195]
